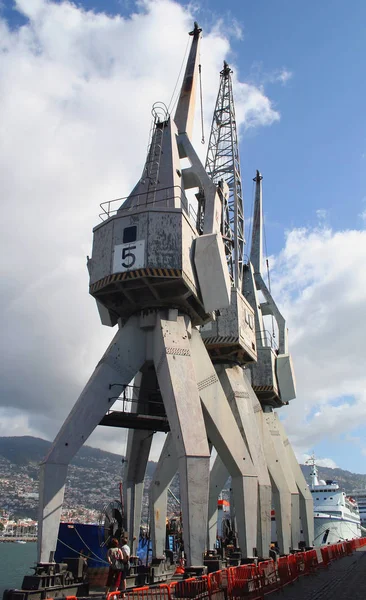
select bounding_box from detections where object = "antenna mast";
[205,61,245,290]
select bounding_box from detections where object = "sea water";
[0,543,37,597]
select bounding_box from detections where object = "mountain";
[301,463,366,492]
[1,436,365,521]
[0,436,158,521]
[0,435,157,476]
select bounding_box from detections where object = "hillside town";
[0,441,156,539]
[1,436,366,541]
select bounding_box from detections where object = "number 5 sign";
[113,240,145,273]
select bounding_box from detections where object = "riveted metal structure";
[205,61,244,290]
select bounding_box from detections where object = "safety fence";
[47,537,366,600]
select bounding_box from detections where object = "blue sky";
[1,0,366,473]
[4,0,364,248]
[25,0,365,246]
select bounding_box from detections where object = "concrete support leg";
[208,454,229,549]
[248,376,291,554]
[216,365,271,558]
[276,416,314,546]
[264,410,300,550]
[153,313,210,567]
[38,316,146,563]
[124,368,158,554]
[150,433,178,557]
[190,328,258,558]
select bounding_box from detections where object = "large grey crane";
[245,170,314,550]
[202,63,313,554]
[37,23,262,569]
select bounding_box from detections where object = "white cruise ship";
[308,458,361,545]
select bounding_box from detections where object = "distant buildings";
[1,517,37,538]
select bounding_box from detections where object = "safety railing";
[255,329,279,352]
[99,186,194,222]
[106,383,165,418]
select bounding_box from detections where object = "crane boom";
[174,22,202,138]
[205,61,245,290]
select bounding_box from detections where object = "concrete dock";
[272,548,366,600]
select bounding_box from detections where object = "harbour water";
[0,543,37,597]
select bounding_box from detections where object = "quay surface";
[270,547,366,600]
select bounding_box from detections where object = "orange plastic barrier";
[258,559,279,594]
[126,586,171,600]
[304,548,319,573]
[287,553,299,581]
[170,576,208,599]
[295,552,306,576]
[277,555,292,586]
[208,568,229,593]
[227,564,261,600]
[106,591,123,600]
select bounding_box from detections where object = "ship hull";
[314,513,361,546]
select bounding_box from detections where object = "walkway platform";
[270,548,366,600]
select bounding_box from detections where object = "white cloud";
[274,69,293,85]
[0,0,280,457]
[316,209,327,221]
[234,81,280,129]
[315,457,339,469]
[249,63,293,88]
[271,226,366,464]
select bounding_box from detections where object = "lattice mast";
[205,61,245,290]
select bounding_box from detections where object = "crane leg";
[276,416,314,547]
[264,410,300,551]
[153,313,210,567]
[190,328,258,558]
[216,365,272,558]
[208,454,229,549]
[150,433,178,558]
[124,370,156,555]
[37,316,146,562]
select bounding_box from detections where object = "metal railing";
[256,329,279,352]
[99,185,197,223]
[107,384,165,417]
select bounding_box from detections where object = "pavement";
[269,549,366,600]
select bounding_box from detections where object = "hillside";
[0,436,158,521]
[1,436,365,521]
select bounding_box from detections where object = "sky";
[1,0,366,474]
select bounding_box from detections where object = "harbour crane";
[37,23,263,569]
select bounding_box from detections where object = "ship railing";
[99,185,197,224]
